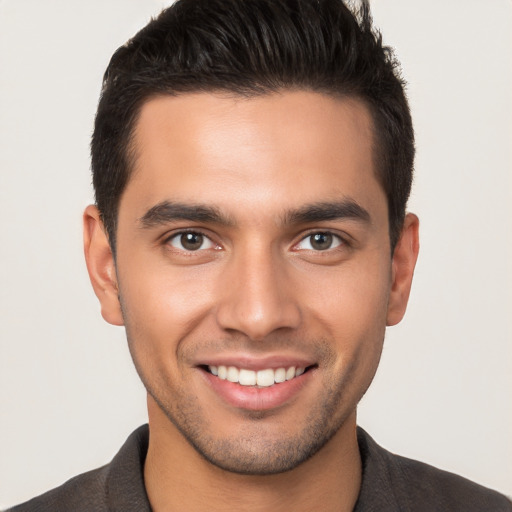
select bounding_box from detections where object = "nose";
[215,245,302,340]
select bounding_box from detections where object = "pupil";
[181,233,203,250]
[311,233,332,250]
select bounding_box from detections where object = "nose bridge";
[216,240,301,339]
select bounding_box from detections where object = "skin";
[84,91,419,512]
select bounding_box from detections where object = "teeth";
[208,365,307,387]
[239,368,256,386]
[285,366,296,381]
[256,369,274,387]
[274,368,286,383]
[226,366,239,383]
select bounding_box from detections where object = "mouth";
[204,364,313,388]
[197,356,318,410]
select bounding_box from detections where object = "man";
[7,0,511,510]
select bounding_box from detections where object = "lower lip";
[201,369,313,411]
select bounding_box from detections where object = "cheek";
[342,269,390,330]
[299,256,391,370]
[116,259,219,355]
[325,266,390,396]
[303,256,391,325]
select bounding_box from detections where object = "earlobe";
[83,205,124,326]
[386,213,420,326]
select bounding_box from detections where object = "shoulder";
[5,465,109,512]
[6,425,151,512]
[356,427,512,512]
[389,450,512,511]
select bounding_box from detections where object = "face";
[85,91,418,475]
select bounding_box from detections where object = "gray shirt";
[7,425,512,511]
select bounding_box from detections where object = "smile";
[201,361,316,410]
[207,365,307,387]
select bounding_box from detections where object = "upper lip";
[195,354,316,371]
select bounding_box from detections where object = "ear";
[386,213,420,326]
[83,205,124,326]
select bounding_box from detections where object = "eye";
[295,232,344,251]
[167,232,217,251]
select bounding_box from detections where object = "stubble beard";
[151,377,356,475]
[119,284,385,476]
[128,336,380,476]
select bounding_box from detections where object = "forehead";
[122,91,385,226]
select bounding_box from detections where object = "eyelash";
[163,229,349,253]
[294,231,348,252]
[164,230,218,252]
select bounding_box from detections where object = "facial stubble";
[124,321,384,476]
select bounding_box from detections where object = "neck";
[144,397,362,512]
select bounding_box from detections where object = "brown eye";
[168,232,215,251]
[295,232,343,251]
[310,233,333,250]
[181,233,203,250]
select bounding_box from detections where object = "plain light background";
[1,0,511,507]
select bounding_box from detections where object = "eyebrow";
[138,198,371,229]
[138,201,234,228]
[283,199,371,225]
